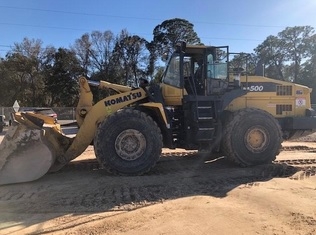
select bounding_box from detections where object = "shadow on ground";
[0,150,308,234]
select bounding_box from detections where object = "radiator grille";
[276,85,292,96]
[276,104,292,115]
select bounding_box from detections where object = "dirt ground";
[0,132,316,235]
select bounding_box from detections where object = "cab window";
[207,54,214,78]
[163,55,180,88]
[207,50,228,80]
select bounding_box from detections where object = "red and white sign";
[295,98,306,107]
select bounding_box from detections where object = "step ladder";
[196,103,215,141]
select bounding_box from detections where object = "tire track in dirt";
[1,148,316,214]
[0,165,296,214]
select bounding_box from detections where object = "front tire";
[94,108,162,175]
[222,108,282,166]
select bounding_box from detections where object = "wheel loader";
[1,42,316,185]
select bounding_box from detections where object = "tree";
[0,38,55,106]
[152,18,201,57]
[254,26,315,83]
[254,35,286,80]
[113,30,150,86]
[230,53,258,76]
[71,33,92,76]
[278,26,314,83]
[89,30,116,75]
[71,30,125,84]
[299,34,316,102]
[149,18,201,83]
[0,58,16,106]
[44,48,84,107]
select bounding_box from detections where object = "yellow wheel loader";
[1,42,316,185]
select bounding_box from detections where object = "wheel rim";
[244,126,268,153]
[115,129,146,161]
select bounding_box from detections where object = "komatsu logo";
[104,92,142,106]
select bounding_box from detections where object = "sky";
[1,0,316,57]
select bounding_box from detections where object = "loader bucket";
[0,113,72,185]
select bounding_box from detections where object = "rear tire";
[94,108,162,175]
[222,108,282,166]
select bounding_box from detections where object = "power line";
[0,5,267,53]
[0,5,286,29]
[0,22,264,43]
[0,5,163,21]
[0,22,87,31]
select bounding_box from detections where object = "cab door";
[161,53,186,106]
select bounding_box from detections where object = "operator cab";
[159,42,249,150]
[161,42,232,105]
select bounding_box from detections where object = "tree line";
[0,18,315,107]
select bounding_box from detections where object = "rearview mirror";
[162,52,169,62]
[175,41,186,53]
